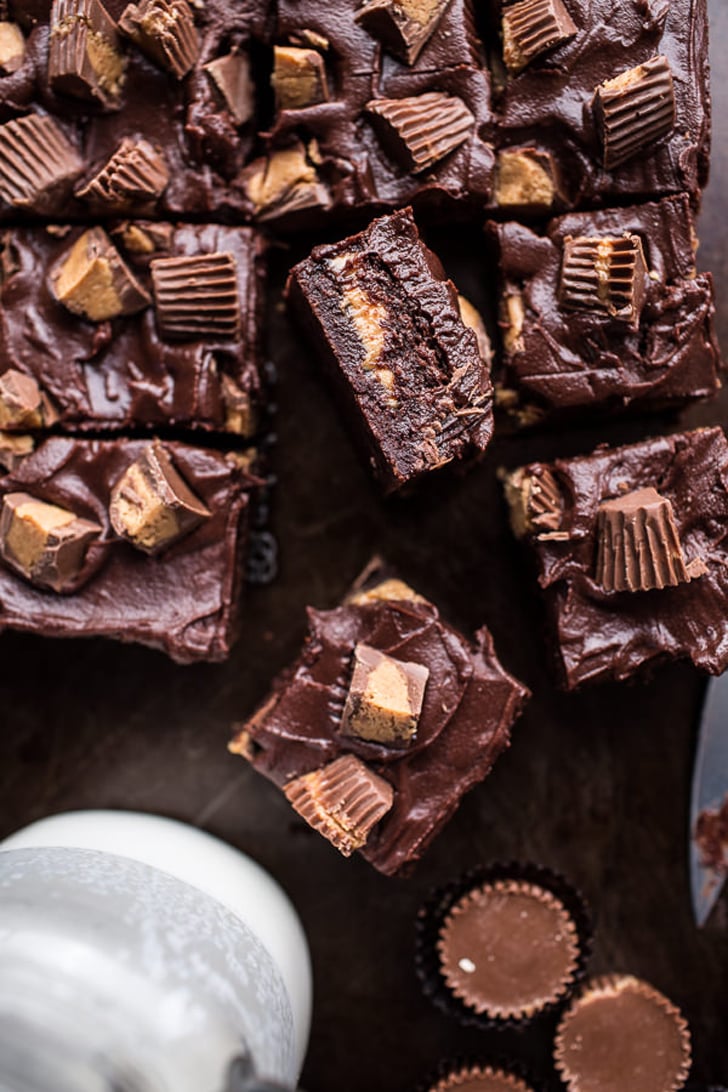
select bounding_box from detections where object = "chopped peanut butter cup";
[560,233,648,325]
[49,0,127,109]
[341,642,429,747]
[555,975,692,1092]
[504,465,565,539]
[283,754,394,856]
[593,55,676,169]
[76,138,169,209]
[0,370,44,431]
[151,251,240,340]
[50,227,151,322]
[243,141,331,222]
[366,92,475,173]
[495,147,560,210]
[272,45,329,111]
[204,51,254,125]
[0,491,101,593]
[109,440,210,554]
[0,21,25,75]
[595,487,706,593]
[119,0,199,79]
[502,0,577,74]
[355,0,452,65]
[0,114,83,213]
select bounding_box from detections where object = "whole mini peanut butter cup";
[554,974,692,1092]
[426,1062,536,1092]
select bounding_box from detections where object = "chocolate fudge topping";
[429,1066,534,1092]
[493,0,711,210]
[0,435,259,661]
[492,196,721,422]
[555,975,692,1092]
[437,880,580,1018]
[695,794,728,874]
[287,208,494,492]
[0,221,265,434]
[505,427,728,688]
[230,573,528,875]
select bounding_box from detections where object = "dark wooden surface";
[2,6,728,1089]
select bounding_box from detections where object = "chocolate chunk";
[0,21,25,74]
[366,92,475,173]
[0,433,34,473]
[0,370,44,429]
[151,251,240,340]
[75,138,169,209]
[0,491,101,592]
[119,0,199,79]
[495,147,559,209]
[243,142,331,222]
[593,55,676,169]
[354,0,451,65]
[283,754,394,856]
[204,51,254,125]
[49,0,127,109]
[505,466,565,538]
[272,45,329,111]
[595,487,706,593]
[560,233,648,325]
[109,439,210,554]
[341,642,429,746]
[0,114,83,213]
[50,227,151,322]
[502,0,577,73]
[221,374,256,437]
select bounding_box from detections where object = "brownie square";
[0,221,266,435]
[0,0,268,222]
[490,0,711,213]
[241,0,495,225]
[229,568,529,875]
[286,207,494,492]
[490,196,721,424]
[0,435,259,662]
[504,427,728,689]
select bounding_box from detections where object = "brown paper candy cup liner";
[417,1056,543,1092]
[554,974,692,1092]
[414,861,593,1033]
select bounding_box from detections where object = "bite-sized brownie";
[490,196,721,425]
[503,427,728,689]
[240,0,494,226]
[229,565,529,875]
[0,0,269,221]
[0,221,265,435]
[0,434,260,662]
[489,0,711,214]
[286,208,494,492]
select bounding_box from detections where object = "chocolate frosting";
[0,221,264,433]
[492,196,721,419]
[239,590,529,875]
[0,435,257,661]
[510,427,728,688]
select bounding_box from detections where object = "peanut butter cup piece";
[283,754,394,856]
[593,55,676,169]
[0,370,44,430]
[75,137,168,209]
[366,92,475,173]
[0,433,34,473]
[555,975,692,1092]
[221,374,256,437]
[0,491,101,592]
[505,465,565,539]
[457,295,492,368]
[341,642,429,746]
[50,227,151,322]
[204,51,254,125]
[151,251,240,340]
[272,45,328,111]
[119,0,199,79]
[0,114,83,213]
[560,234,648,325]
[495,147,559,209]
[49,0,126,108]
[429,1065,535,1092]
[355,0,451,65]
[109,440,210,554]
[595,487,706,594]
[502,0,576,73]
[243,141,331,221]
[0,21,25,74]
[437,880,580,1019]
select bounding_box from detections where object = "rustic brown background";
[2,5,728,1089]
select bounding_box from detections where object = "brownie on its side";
[504,427,728,689]
[286,208,494,492]
[229,566,529,875]
[0,221,265,435]
[491,196,721,425]
[490,0,711,214]
[0,435,259,662]
[0,0,268,221]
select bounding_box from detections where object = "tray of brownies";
[0,0,726,1088]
